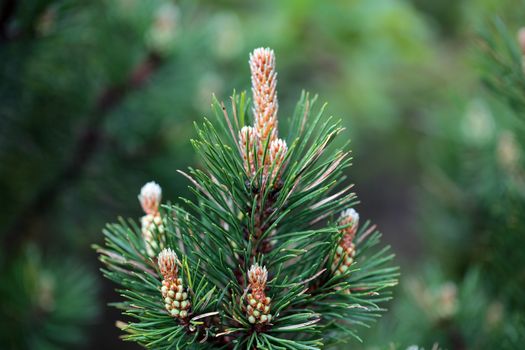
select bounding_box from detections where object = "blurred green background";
[1,0,524,349]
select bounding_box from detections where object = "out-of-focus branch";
[2,52,164,254]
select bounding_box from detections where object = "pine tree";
[96,47,398,349]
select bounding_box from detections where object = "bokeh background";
[1,0,524,349]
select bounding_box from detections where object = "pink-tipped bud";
[249,47,279,143]
[139,181,162,215]
[248,263,268,296]
[158,248,178,281]
[239,126,259,176]
[269,138,287,181]
[339,208,359,242]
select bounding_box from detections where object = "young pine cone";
[158,248,191,319]
[246,264,272,324]
[332,208,359,276]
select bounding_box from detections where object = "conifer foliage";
[96,47,398,349]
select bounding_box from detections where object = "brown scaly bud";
[139,182,165,257]
[249,47,279,144]
[239,126,259,177]
[268,138,287,182]
[332,208,359,276]
[246,264,272,324]
[158,249,191,319]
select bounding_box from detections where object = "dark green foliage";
[6,0,525,349]
[479,18,525,114]
[369,17,525,350]
[0,246,99,350]
[475,19,525,318]
[96,90,398,349]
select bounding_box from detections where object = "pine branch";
[478,18,525,113]
[96,47,398,349]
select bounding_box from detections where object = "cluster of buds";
[238,48,287,184]
[138,181,165,257]
[332,208,359,276]
[158,248,191,319]
[246,264,272,325]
